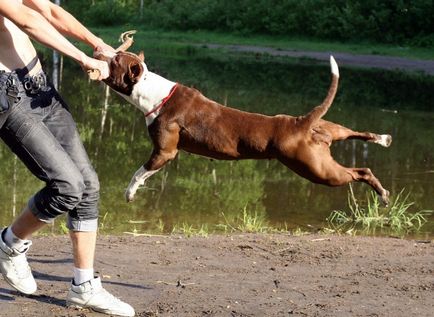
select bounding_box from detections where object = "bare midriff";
[0,15,42,75]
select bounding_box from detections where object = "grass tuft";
[327,185,432,235]
[172,223,209,237]
[221,207,270,233]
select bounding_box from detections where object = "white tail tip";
[330,55,339,77]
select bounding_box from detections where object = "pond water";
[0,49,433,237]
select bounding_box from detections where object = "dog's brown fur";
[98,51,391,205]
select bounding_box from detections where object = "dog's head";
[94,48,148,96]
[93,32,177,119]
[93,30,151,96]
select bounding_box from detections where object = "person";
[0,1,135,316]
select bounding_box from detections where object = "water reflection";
[0,51,433,237]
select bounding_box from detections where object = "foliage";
[65,0,434,47]
[327,186,433,235]
[63,0,138,26]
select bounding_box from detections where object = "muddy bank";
[0,234,433,316]
[200,44,434,75]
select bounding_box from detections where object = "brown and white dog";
[94,36,392,205]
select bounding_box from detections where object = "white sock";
[3,227,28,252]
[73,267,94,285]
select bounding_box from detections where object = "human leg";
[43,88,134,316]
[1,207,45,290]
[0,221,37,294]
[0,87,87,295]
[70,231,96,284]
[0,76,134,314]
[2,206,45,260]
[39,89,99,278]
[6,206,46,241]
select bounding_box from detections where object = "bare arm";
[0,0,108,79]
[23,0,113,51]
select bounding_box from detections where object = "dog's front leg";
[126,123,180,202]
[125,166,160,202]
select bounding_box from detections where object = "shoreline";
[199,43,434,75]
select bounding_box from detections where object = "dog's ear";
[138,51,145,62]
[128,62,143,82]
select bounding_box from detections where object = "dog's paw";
[125,189,136,203]
[125,177,143,203]
[380,190,390,207]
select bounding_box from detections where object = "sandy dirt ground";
[0,234,433,317]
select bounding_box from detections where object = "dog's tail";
[300,56,339,127]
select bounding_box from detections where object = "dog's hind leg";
[320,163,390,206]
[317,122,392,147]
[278,146,390,205]
[346,168,390,205]
[320,164,390,206]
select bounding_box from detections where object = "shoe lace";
[99,287,125,305]
[11,242,32,278]
[11,253,31,277]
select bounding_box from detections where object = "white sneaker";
[0,228,37,295]
[66,277,135,316]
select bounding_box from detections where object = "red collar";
[145,83,178,118]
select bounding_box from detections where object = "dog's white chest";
[123,71,176,126]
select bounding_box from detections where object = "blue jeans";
[0,70,99,231]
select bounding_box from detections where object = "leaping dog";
[94,32,392,205]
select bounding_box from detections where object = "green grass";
[35,194,432,238]
[90,26,434,61]
[171,223,209,237]
[155,210,268,236]
[327,186,433,236]
[218,207,270,233]
[119,207,273,236]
